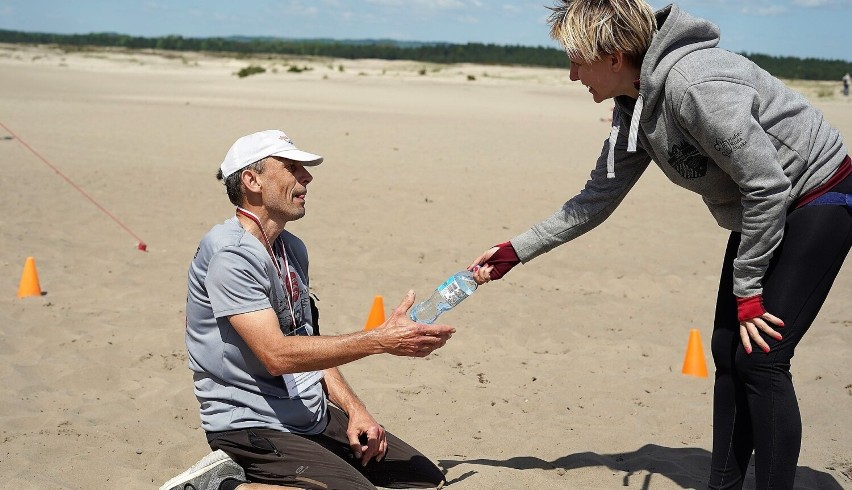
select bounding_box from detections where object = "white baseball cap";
[220,129,323,178]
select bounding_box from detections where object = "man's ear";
[241,169,262,193]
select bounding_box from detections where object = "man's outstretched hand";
[370,290,455,357]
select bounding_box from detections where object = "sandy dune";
[1,44,850,489]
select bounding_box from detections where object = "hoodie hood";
[606,4,720,178]
[640,4,720,115]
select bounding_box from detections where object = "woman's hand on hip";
[739,311,784,354]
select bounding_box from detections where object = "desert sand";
[0,43,850,489]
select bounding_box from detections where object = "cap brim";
[270,149,324,166]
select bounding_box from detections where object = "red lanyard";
[235,207,299,331]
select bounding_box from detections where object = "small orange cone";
[17,256,42,298]
[682,328,708,377]
[364,295,385,331]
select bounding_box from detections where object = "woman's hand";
[469,264,495,286]
[468,243,521,285]
[468,246,498,270]
[468,247,498,285]
[739,311,784,354]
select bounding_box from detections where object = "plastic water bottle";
[409,269,478,324]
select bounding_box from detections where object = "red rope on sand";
[0,121,148,251]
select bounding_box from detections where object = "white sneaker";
[159,450,247,490]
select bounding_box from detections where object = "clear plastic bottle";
[409,269,478,324]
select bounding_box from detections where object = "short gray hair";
[216,158,267,206]
[548,0,657,67]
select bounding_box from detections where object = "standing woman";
[469,1,851,488]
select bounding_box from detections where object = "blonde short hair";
[548,0,657,67]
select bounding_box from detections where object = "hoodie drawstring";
[628,94,643,153]
[606,95,643,179]
[606,110,621,179]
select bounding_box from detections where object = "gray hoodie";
[511,4,847,299]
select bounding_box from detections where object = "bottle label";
[438,277,469,307]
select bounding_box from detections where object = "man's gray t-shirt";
[185,217,327,434]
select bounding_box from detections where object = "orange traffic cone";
[682,328,708,377]
[17,256,42,298]
[364,295,385,331]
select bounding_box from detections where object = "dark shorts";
[206,406,445,489]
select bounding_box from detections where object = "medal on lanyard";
[236,207,299,333]
[235,207,323,396]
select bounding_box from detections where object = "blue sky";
[1,0,850,61]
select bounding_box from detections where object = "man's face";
[259,156,314,222]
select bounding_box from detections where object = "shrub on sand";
[236,65,266,78]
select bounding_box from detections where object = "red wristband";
[485,242,521,280]
[736,295,766,322]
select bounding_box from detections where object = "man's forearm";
[229,308,387,376]
[229,298,454,377]
[265,330,385,375]
[323,367,366,415]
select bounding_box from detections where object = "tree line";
[1,29,849,81]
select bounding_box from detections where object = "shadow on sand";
[439,444,845,489]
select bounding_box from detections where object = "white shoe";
[159,450,246,490]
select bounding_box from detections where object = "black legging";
[708,175,852,490]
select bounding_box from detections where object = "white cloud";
[676,0,850,8]
[142,2,172,13]
[667,0,732,6]
[276,1,320,16]
[365,0,473,9]
[741,4,788,15]
[417,0,468,7]
[791,0,852,6]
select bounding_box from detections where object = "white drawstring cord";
[606,110,621,179]
[627,94,643,153]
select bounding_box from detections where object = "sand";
[0,43,850,489]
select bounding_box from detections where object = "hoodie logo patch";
[667,142,707,179]
[714,131,747,157]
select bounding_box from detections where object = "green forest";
[1,29,850,81]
